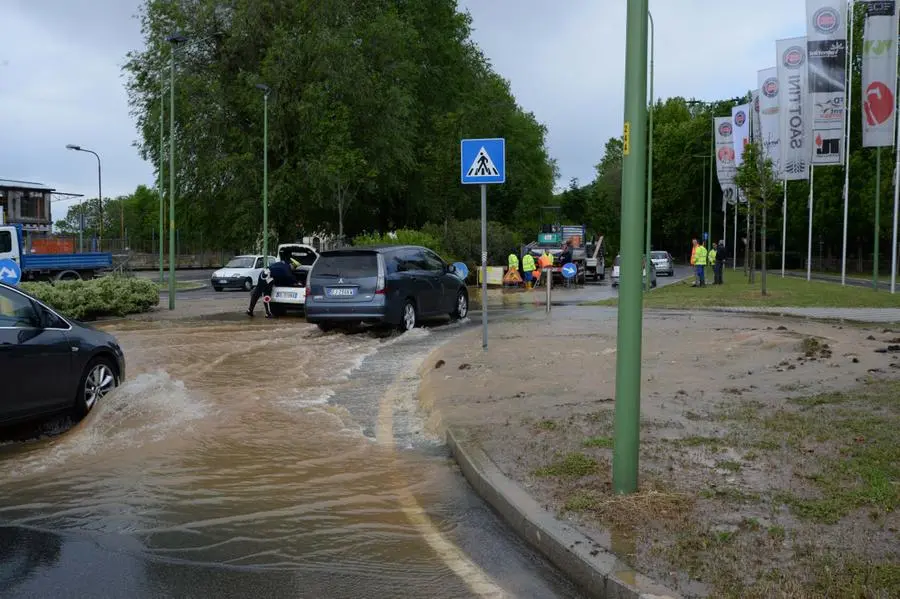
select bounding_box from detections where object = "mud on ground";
[419,308,900,598]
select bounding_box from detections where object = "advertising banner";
[758,67,783,176]
[862,0,900,147]
[732,104,752,167]
[806,0,848,164]
[714,117,737,205]
[777,37,812,180]
[751,91,762,145]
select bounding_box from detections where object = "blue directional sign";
[461,138,506,185]
[452,262,469,281]
[0,259,22,286]
[561,263,577,279]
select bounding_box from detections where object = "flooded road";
[0,316,582,598]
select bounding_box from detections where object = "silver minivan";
[304,246,469,332]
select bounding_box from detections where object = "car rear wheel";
[317,322,334,333]
[451,291,468,321]
[74,357,118,418]
[400,300,417,332]
[243,278,253,291]
[213,286,223,292]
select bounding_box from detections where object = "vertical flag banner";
[806,0,848,165]
[758,67,783,175]
[777,37,812,180]
[751,91,762,144]
[862,0,900,147]
[714,117,737,205]
[732,103,752,166]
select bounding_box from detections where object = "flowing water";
[0,316,581,599]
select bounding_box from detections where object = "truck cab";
[0,225,24,268]
[0,225,113,282]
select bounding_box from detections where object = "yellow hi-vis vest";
[508,253,519,270]
[708,248,717,266]
[522,254,536,272]
[695,246,708,266]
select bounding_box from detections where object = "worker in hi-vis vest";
[707,244,718,285]
[694,241,708,288]
[508,252,519,273]
[522,253,536,289]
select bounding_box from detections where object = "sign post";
[461,137,506,350]
[0,259,22,287]
[613,0,649,495]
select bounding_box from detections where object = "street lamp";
[644,10,655,292]
[65,144,103,248]
[159,72,165,284]
[165,33,187,310]
[255,83,271,266]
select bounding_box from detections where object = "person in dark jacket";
[247,249,297,318]
[714,241,726,285]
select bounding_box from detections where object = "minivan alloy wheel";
[402,301,416,331]
[84,362,116,411]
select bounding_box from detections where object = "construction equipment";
[585,235,606,281]
[522,207,588,285]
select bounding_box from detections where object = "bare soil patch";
[420,309,900,598]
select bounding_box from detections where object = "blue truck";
[0,224,113,282]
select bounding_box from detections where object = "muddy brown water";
[0,317,581,598]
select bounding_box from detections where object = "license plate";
[327,287,356,297]
[219,279,228,284]
[277,291,298,299]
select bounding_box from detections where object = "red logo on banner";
[864,81,895,126]
[718,147,735,161]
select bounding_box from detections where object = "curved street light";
[65,144,103,247]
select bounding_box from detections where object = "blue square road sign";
[461,138,506,185]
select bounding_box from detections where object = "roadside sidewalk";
[419,307,900,598]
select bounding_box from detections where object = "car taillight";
[376,254,386,294]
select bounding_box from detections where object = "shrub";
[352,229,444,254]
[423,219,523,272]
[20,276,160,321]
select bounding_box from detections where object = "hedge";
[353,221,524,283]
[20,276,160,321]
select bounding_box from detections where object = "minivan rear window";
[651,252,667,259]
[313,253,377,278]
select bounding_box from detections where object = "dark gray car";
[0,283,126,426]
[304,246,469,332]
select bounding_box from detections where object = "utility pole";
[644,10,655,292]
[613,0,649,495]
[166,34,187,309]
[256,84,271,265]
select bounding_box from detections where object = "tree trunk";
[744,208,750,277]
[761,202,768,295]
[749,211,758,284]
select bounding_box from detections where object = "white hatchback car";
[611,255,657,288]
[211,255,277,292]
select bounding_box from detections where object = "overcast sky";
[1,0,805,223]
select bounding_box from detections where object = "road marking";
[376,352,507,599]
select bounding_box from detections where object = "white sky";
[0,0,806,222]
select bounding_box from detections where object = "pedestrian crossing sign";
[461,138,506,184]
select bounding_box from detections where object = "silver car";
[611,255,657,288]
[650,251,674,276]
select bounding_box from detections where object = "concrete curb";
[446,427,680,599]
[705,306,900,325]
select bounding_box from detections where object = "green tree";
[123,0,555,250]
[735,141,779,295]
